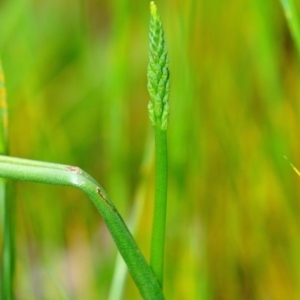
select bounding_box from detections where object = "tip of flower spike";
[150,1,157,17]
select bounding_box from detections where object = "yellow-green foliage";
[0,61,8,154]
[0,0,300,299]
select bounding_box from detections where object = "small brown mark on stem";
[66,166,81,174]
[96,187,116,212]
[96,187,107,200]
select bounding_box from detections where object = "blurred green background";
[1,0,300,299]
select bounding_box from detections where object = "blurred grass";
[0,0,300,299]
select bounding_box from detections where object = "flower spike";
[147,1,170,130]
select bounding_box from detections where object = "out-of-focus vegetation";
[0,0,300,299]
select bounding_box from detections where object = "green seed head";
[147,1,170,130]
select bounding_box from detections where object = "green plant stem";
[0,155,164,300]
[0,60,13,300]
[1,179,13,300]
[150,128,167,287]
[280,0,300,57]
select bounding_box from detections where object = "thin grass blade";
[280,0,300,57]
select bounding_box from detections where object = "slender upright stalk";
[0,155,164,300]
[280,0,300,57]
[151,128,167,285]
[0,60,12,300]
[147,1,170,287]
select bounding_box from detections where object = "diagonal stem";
[0,155,164,300]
